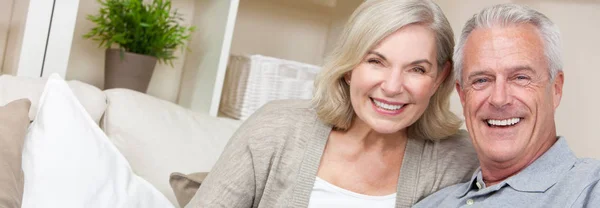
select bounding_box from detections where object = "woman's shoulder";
[258,99,315,116]
[436,129,474,152]
[244,99,317,127]
[233,99,325,144]
[432,129,479,170]
[421,129,479,192]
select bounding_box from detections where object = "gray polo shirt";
[412,137,600,208]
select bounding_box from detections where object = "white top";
[308,177,397,208]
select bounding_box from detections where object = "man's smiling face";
[457,23,564,168]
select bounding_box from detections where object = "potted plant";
[84,0,195,92]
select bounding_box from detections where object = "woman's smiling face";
[348,24,445,134]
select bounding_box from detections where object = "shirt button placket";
[466,199,474,205]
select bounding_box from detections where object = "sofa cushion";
[21,74,173,208]
[101,89,241,206]
[0,99,31,207]
[169,172,208,207]
[0,75,106,124]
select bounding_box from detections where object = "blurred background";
[0,0,597,158]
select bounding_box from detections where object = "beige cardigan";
[186,100,478,208]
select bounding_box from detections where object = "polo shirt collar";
[455,137,576,196]
[456,168,482,197]
[505,137,576,192]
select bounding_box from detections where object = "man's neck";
[480,136,558,187]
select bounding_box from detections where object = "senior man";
[414,3,600,208]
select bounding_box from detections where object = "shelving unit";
[177,0,363,117]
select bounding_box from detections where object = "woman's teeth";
[372,99,404,111]
[487,118,521,127]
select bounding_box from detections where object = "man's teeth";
[372,99,404,111]
[487,118,521,126]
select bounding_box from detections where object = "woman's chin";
[371,125,407,135]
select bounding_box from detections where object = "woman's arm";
[184,103,283,208]
[184,128,257,208]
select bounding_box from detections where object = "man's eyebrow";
[466,66,536,80]
[507,66,535,74]
[467,70,490,80]
[367,51,387,61]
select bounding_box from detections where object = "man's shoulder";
[567,158,600,207]
[572,157,600,182]
[413,182,468,208]
[577,158,600,169]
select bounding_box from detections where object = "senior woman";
[186,0,478,207]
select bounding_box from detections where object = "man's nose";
[381,69,404,96]
[489,79,511,108]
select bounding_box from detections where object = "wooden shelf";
[177,0,362,117]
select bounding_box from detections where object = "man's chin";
[480,146,522,164]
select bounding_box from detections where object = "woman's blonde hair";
[311,0,461,140]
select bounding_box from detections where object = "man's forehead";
[462,24,546,72]
[465,24,543,51]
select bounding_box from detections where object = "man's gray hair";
[454,4,562,85]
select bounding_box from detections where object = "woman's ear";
[344,72,352,85]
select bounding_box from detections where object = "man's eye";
[471,78,491,90]
[513,75,531,86]
[473,78,488,84]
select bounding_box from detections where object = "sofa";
[0,74,242,207]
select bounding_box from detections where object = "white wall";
[437,0,600,159]
[1,0,29,76]
[0,0,15,74]
[524,0,600,159]
[229,0,333,65]
[323,0,364,56]
[64,0,104,87]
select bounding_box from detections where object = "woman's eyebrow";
[407,59,433,67]
[367,51,387,61]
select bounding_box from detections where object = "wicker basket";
[219,54,321,120]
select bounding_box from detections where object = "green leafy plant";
[84,0,195,66]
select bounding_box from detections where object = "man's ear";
[435,62,452,90]
[456,81,466,107]
[553,71,564,109]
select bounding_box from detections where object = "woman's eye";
[411,67,426,74]
[367,59,382,65]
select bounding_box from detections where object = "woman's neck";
[340,117,408,153]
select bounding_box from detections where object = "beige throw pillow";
[0,99,31,207]
[169,172,209,207]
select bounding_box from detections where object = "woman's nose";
[381,69,404,96]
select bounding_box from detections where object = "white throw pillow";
[21,74,174,208]
[0,74,107,123]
